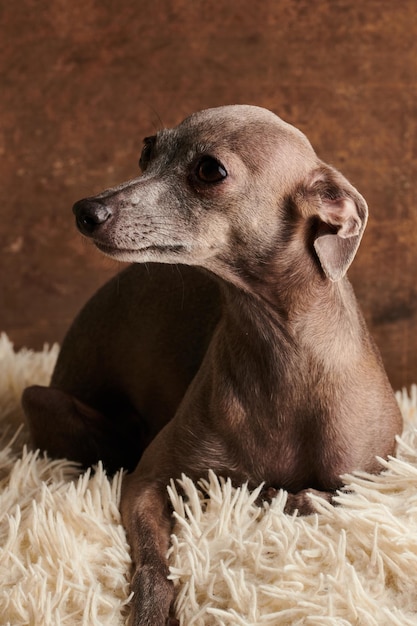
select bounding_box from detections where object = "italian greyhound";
[22,105,402,626]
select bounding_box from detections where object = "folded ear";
[308,164,368,282]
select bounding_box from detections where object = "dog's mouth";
[94,241,186,258]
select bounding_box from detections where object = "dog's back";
[24,263,220,471]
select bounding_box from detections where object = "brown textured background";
[1,0,416,390]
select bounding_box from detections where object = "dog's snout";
[73,199,113,236]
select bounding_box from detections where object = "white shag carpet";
[1,332,417,626]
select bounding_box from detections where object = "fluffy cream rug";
[1,332,417,626]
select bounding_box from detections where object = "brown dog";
[23,105,402,626]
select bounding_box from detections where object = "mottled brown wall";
[1,0,416,390]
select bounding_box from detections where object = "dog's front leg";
[121,473,177,626]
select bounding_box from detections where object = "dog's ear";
[306,164,368,282]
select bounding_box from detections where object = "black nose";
[72,198,113,236]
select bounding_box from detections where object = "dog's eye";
[139,137,155,171]
[196,156,228,183]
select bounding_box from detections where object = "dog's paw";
[256,485,279,506]
[128,564,175,626]
[285,488,334,515]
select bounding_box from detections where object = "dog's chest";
[227,404,348,492]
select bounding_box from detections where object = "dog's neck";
[173,271,366,484]
[192,272,363,424]
[217,273,362,381]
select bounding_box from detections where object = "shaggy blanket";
[1,332,417,626]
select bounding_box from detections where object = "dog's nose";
[72,198,113,236]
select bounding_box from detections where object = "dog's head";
[73,105,367,286]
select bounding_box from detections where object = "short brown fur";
[22,105,402,625]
